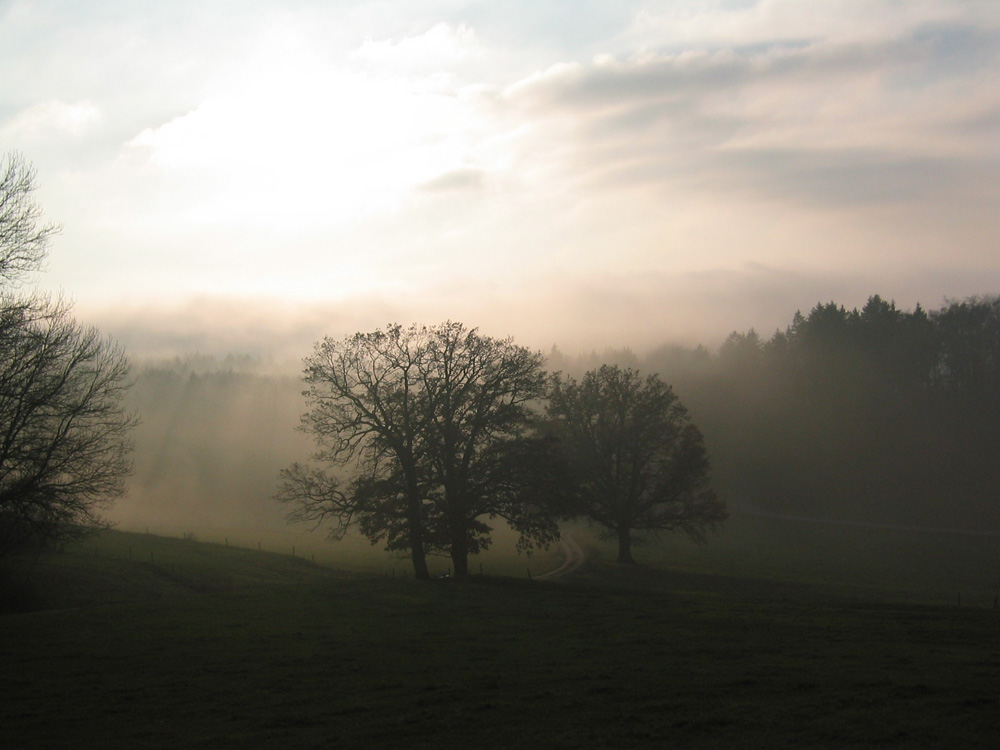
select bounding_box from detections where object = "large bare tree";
[278,324,433,579]
[0,153,136,560]
[277,322,557,578]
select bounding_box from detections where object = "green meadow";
[3,519,1000,749]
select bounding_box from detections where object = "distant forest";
[123,294,1000,535]
[550,294,1000,530]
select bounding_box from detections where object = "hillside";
[0,530,345,614]
[2,529,1000,748]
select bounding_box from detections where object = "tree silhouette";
[419,322,553,576]
[0,153,136,560]
[278,322,555,578]
[547,365,726,564]
[0,153,57,284]
[278,324,434,578]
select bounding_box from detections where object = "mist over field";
[111,290,1000,570]
[81,266,960,365]
[5,1,997,552]
[113,359,305,532]
[6,5,1000,747]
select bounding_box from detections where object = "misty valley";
[6,283,1000,746]
[113,294,1000,567]
[4,16,1000,737]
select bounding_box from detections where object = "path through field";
[536,529,585,580]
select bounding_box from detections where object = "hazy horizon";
[4,1,999,359]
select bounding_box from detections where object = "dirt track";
[536,529,585,580]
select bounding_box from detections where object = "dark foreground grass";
[617,511,1000,608]
[3,531,1000,749]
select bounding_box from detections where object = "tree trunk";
[444,478,469,578]
[410,532,430,580]
[408,516,430,580]
[405,473,430,580]
[449,513,469,578]
[616,526,635,565]
[451,547,468,578]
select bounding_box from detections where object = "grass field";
[578,511,1000,608]
[2,523,1000,748]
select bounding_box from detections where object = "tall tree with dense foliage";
[546,365,726,564]
[278,322,556,578]
[0,153,136,560]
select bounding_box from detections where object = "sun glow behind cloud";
[94,19,510,303]
[125,22,490,229]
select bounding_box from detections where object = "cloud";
[356,22,480,75]
[0,100,102,143]
[500,20,1000,209]
[100,19,504,239]
[8,0,1000,363]
[625,0,997,49]
[417,167,486,192]
[707,149,992,206]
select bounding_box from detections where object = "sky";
[2,0,999,359]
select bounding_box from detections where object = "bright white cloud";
[119,21,496,234]
[0,99,102,142]
[357,21,480,74]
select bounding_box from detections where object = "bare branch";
[0,295,137,558]
[0,153,59,285]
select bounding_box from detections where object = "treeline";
[121,293,1000,548]
[553,295,1000,528]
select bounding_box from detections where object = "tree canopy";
[278,321,557,578]
[546,365,726,564]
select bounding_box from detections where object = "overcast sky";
[3,0,999,358]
